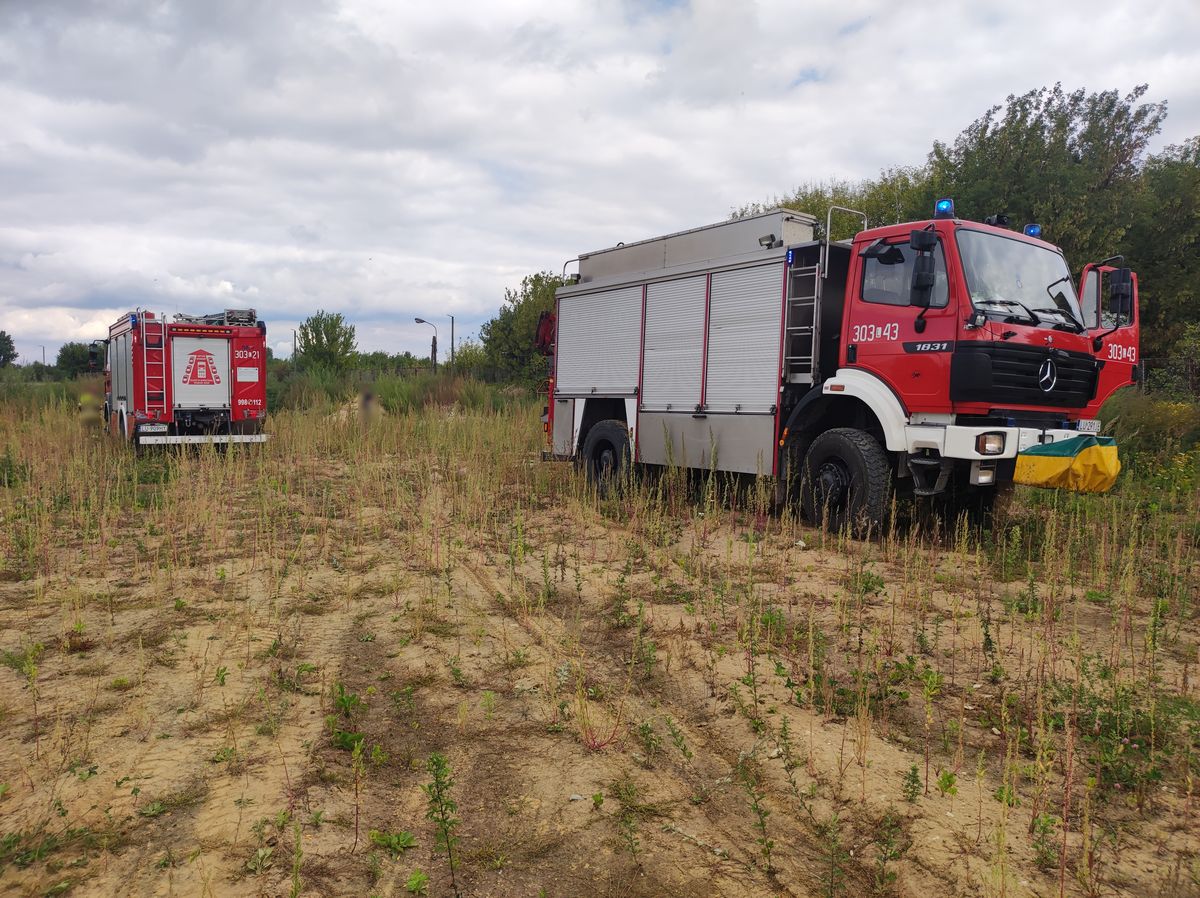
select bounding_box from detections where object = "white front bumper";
[905,424,1081,461]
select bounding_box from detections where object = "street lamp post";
[448,315,455,375]
[414,318,438,373]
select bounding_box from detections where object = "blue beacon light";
[933,197,955,219]
[1023,224,1042,238]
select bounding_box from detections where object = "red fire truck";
[91,308,269,447]
[543,202,1138,528]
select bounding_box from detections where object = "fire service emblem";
[182,349,221,385]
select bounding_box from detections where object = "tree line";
[0,337,91,380]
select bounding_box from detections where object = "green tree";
[55,342,92,379]
[353,349,424,372]
[743,83,1196,356]
[296,310,357,372]
[24,361,56,382]
[737,165,934,237]
[479,271,563,385]
[927,83,1167,269]
[355,350,395,372]
[1124,136,1200,356]
[0,330,15,368]
[450,339,488,377]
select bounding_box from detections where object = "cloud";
[0,0,1197,362]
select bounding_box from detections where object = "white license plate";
[1076,418,1101,434]
[140,423,168,433]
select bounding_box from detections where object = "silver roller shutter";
[641,275,707,412]
[704,263,784,413]
[555,286,642,395]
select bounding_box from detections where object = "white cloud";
[1,0,1197,362]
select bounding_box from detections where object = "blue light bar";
[1023,223,1042,238]
[934,197,955,219]
[786,248,794,265]
[129,313,137,327]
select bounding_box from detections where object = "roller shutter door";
[704,264,783,413]
[555,286,642,395]
[641,275,707,412]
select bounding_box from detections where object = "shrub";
[1102,391,1200,459]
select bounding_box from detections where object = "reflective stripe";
[137,435,269,445]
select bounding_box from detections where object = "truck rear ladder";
[140,314,167,417]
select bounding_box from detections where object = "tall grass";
[0,392,1196,897]
[267,366,526,414]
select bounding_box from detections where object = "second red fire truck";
[91,308,269,447]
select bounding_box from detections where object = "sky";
[1,0,1198,363]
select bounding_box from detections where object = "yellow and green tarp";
[1013,435,1120,493]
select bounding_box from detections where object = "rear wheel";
[800,428,891,534]
[580,419,631,496]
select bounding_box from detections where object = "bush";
[0,370,100,412]
[269,365,349,410]
[371,374,517,414]
[1101,390,1200,460]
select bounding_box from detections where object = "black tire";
[580,419,631,496]
[800,427,891,534]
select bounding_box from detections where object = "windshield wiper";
[1039,308,1085,332]
[974,298,1041,325]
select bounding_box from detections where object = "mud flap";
[1013,435,1120,493]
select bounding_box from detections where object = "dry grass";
[0,399,1197,897]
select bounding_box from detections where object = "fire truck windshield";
[957,229,1085,331]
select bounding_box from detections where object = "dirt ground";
[0,410,1197,897]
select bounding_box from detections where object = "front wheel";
[580,419,631,496]
[800,428,891,534]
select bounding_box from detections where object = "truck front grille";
[950,342,1100,409]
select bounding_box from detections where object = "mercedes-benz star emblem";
[1038,358,1058,392]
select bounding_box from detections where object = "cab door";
[1079,263,1139,410]
[844,232,957,412]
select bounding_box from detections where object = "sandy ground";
[0,440,1197,898]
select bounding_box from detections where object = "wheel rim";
[813,458,850,512]
[595,443,616,479]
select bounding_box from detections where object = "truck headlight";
[975,432,1006,455]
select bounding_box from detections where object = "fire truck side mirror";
[909,229,938,253]
[910,254,936,308]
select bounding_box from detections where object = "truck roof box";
[577,208,815,284]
